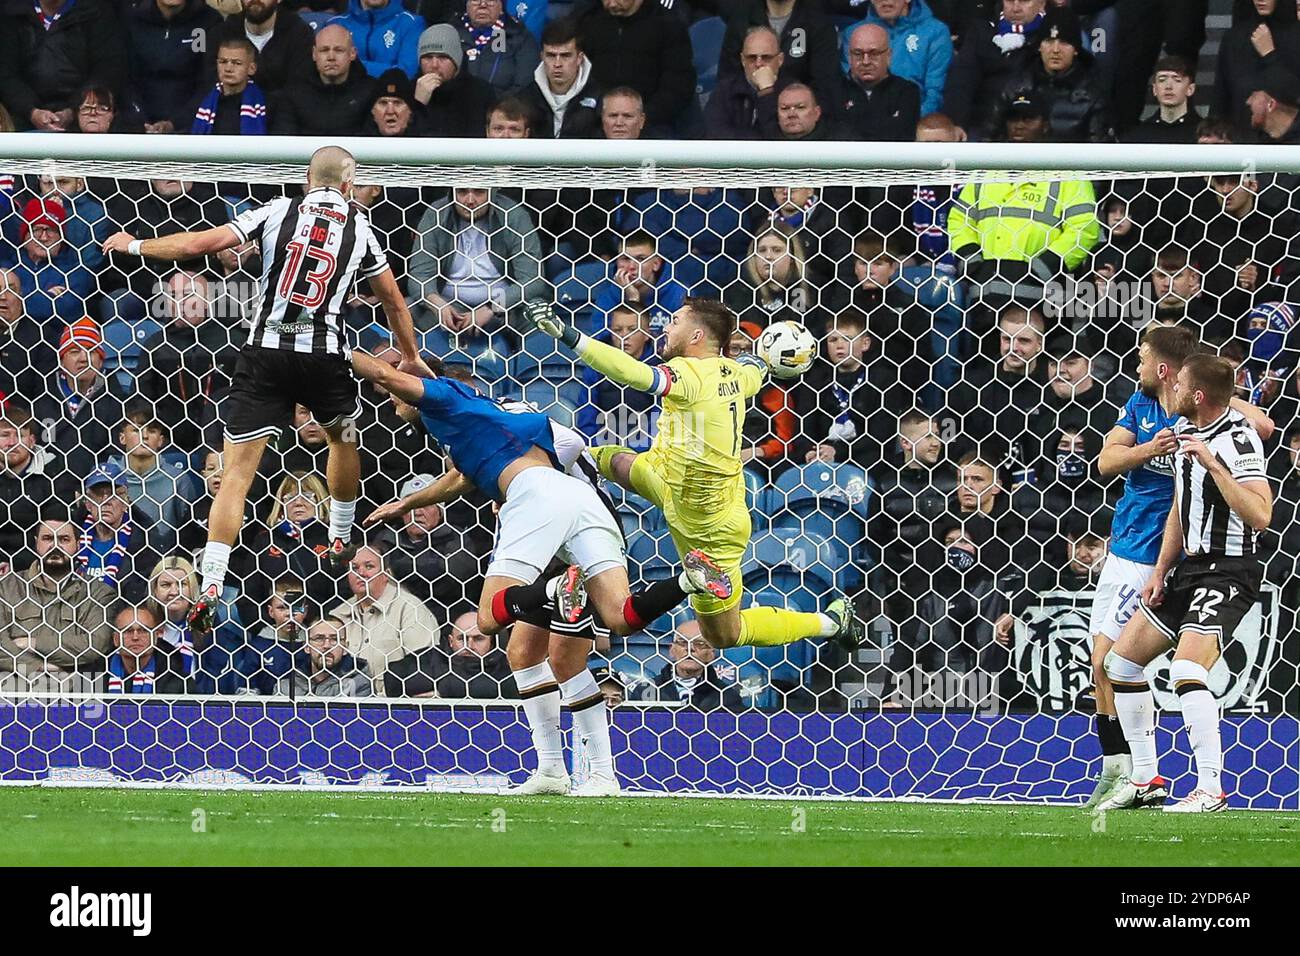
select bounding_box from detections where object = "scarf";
[34,0,75,31]
[161,621,196,676]
[462,13,505,48]
[107,650,156,694]
[827,367,865,442]
[276,519,304,541]
[77,512,133,584]
[192,82,268,135]
[771,193,819,230]
[992,12,1044,53]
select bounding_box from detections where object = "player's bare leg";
[192,434,270,634]
[1084,632,1131,808]
[1164,632,1227,813]
[1098,615,1174,810]
[322,418,361,567]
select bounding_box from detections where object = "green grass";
[6,788,1299,866]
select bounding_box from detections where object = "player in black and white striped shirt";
[1102,354,1274,813]
[104,146,430,633]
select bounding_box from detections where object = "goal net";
[0,136,1296,806]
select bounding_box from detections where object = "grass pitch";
[6,787,1299,866]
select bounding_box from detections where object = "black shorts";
[224,347,360,444]
[1140,554,1263,647]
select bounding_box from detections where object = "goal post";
[0,135,1295,807]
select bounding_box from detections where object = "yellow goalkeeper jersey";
[640,355,766,514]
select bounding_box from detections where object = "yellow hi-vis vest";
[948,179,1100,271]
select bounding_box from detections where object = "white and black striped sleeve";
[1224,427,1268,483]
[227,197,288,245]
[356,214,390,279]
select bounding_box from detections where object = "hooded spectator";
[329,0,425,78]
[520,17,602,138]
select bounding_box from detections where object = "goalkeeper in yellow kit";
[525,296,862,652]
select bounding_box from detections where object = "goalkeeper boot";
[1083,754,1132,810]
[1097,775,1169,811]
[508,768,572,796]
[682,549,734,601]
[555,566,588,625]
[572,773,622,798]
[187,584,221,637]
[1163,788,1227,813]
[825,594,864,652]
[327,537,357,570]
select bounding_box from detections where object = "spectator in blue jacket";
[615,187,749,293]
[590,230,689,334]
[330,0,425,78]
[127,0,224,132]
[0,199,97,334]
[2,176,110,275]
[576,303,660,448]
[839,0,952,116]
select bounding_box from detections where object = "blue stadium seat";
[511,330,579,384]
[742,467,767,532]
[691,17,726,103]
[743,527,846,597]
[101,315,161,392]
[626,525,677,582]
[551,260,606,330]
[762,463,871,581]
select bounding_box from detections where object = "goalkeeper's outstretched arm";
[524,301,661,393]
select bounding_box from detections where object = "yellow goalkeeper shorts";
[628,454,749,615]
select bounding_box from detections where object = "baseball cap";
[417,25,463,71]
[20,197,67,240]
[400,474,436,499]
[84,460,127,493]
[1006,90,1048,118]
[59,317,104,356]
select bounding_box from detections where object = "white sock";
[1180,688,1223,794]
[561,670,614,778]
[677,570,694,593]
[1113,685,1158,783]
[199,542,232,594]
[514,661,564,776]
[328,498,357,543]
[817,613,837,637]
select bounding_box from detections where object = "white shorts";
[1089,553,1155,643]
[486,466,626,584]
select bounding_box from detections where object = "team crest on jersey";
[906,34,919,53]
[384,29,396,48]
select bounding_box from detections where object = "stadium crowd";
[0,0,1299,712]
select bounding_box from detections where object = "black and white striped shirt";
[1175,408,1269,557]
[228,187,389,356]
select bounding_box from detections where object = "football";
[757,320,817,379]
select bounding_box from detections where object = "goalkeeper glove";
[523,300,581,349]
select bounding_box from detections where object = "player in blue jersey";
[349,349,731,674]
[1087,327,1274,809]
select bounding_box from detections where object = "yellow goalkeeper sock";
[735,607,829,647]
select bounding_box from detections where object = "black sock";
[625,576,688,630]
[493,579,553,629]
[1109,714,1130,755]
[1097,713,1125,756]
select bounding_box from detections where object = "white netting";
[0,138,1296,805]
